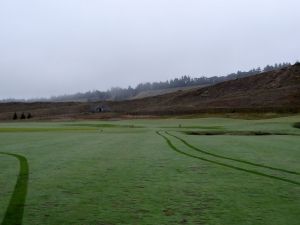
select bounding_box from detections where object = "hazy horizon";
[1,0,300,99]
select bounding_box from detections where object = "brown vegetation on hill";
[107,63,300,114]
[0,63,300,120]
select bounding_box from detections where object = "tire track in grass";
[166,131,300,176]
[156,131,300,186]
[0,152,29,225]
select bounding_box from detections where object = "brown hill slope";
[0,63,299,120]
[129,84,208,100]
[107,63,300,114]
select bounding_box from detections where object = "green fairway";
[0,116,300,225]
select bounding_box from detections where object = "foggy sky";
[0,0,299,99]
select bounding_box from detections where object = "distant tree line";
[1,62,292,103]
[49,62,290,102]
[13,112,32,120]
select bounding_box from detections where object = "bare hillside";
[107,63,300,114]
[130,85,208,100]
[0,63,299,120]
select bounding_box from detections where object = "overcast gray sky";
[0,0,299,99]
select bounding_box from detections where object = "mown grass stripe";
[156,131,300,186]
[0,127,97,133]
[166,131,300,175]
[0,152,29,225]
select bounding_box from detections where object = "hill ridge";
[0,63,299,120]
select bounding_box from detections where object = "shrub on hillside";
[13,112,18,120]
[27,113,32,119]
[20,112,26,119]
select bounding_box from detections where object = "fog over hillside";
[0,62,292,102]
[0,0,299,99]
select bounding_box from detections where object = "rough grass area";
[0,127,97,133]
[64,123,143,128]
[183,130,299,136]
[293,122,300,129]
[0,115,300,225]
[0,152,29,225]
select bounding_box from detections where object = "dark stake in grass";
[0,152,29,225]
[156,131,300,185]
[166,131,300,175]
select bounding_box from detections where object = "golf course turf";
[0,115,299,224]
[165,131,300,176]
[0,152,29,225]
[157,131,299,185]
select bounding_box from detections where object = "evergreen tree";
[45,61,292,102]
[13,112,18,120]
[20,112,26,119]
[27,113,32,119]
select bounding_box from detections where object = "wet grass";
[157,131,300,185]
[183,130,300,136]
[0,153,29,225]
[160,125,223,129]
[0,127,97,133]
[0,116,300,225]
[293,122,300,129]
[64,123,143,128]
[166,131,300,176]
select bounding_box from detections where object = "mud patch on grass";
[163,208,175,216]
